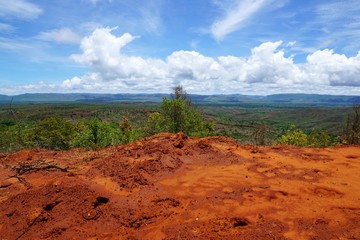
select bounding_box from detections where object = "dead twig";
[8,159,68,188]
[11,159,68,175]
[15,211,43,240]
[14,175,31,188]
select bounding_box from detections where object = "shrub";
[71,118,123,149]
[143,112,164,136]
[278,125,338,147]
[307,130,331,147]
[144,86,215,137]
[0,118,16,129]
[278,125,308,146]
[71,117,141,149]
[25,116,75,150]
[160,97,187,133]
[0,126,24,152]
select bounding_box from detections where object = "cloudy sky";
[1,0,360,95]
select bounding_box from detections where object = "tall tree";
[144,86,214,137]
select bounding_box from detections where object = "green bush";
[0,118,16,129]
[25,116,75,150]
[160,97,187,133]
[144,112,165,136]
[144,86,215,137]
[278,125,308,146]
[307,130,331,147]
[71,118,122,149]
[278,125,338,147]
[71,117,142,149]
[0,126,24,152]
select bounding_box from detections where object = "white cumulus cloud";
[8,27,359,95]
[306,49,360,87]
[71,27,136,66]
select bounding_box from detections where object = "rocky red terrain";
[0,133,359,239]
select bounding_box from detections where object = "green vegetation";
[68,117,142,149]
[71,118,120,149]
[0,89,358,152]
[344,105,360,144]
[144,86,214,137]
[0,102,150,152]
[277,125,338,147]
[25,116,75,150]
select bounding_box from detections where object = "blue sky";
[0,0,360,95]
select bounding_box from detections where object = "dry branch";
[11,159,68,175]
[8,159,68,188]
[15,211,43,240]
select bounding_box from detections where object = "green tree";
[278,125,308,146]
[144,112,165,136]
[71,117,141,149]
[26,116,75,150]
[71,118,123,149]
[278,125,337,147]
[171,85,191,104]
[307,130,331,147]
[144,86,214,137]
[120,117,132,144]
[160,97,187,133]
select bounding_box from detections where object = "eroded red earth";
[0,133,359,239]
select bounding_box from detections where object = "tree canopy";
[144,86,214,137]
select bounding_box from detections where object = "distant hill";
[0,95,11,102]
[0,93,168,104]
[0,93,359,106]
[263,94,360,105]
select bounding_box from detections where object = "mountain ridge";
[0,93,359,105]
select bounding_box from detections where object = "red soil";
[0,133,359,239]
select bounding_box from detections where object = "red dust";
[0,133,359,239]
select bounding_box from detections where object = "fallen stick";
[11,160,68,175]
[15,211,43,240]
[15,175,31,188]
[7,159,68,188]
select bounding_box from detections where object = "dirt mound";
[0,133,359,239]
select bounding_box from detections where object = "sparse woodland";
[0,87,357,152]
